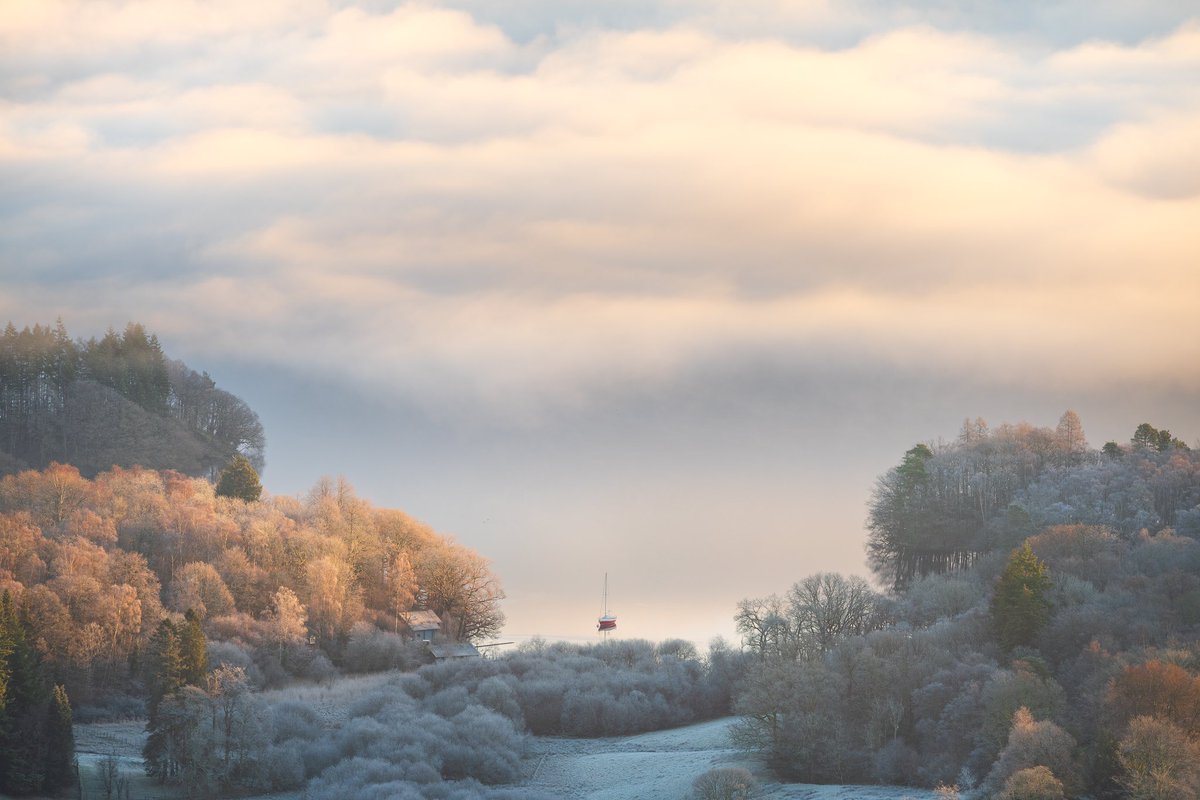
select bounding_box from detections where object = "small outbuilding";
[402,610,442,642]
[428,642,480,661]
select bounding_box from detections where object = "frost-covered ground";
[526,717,936,800]
[73,713,933,800]
[73,721,175,800]
[73,721,302,800]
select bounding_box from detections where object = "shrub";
[693,767,756,800]
[343,622,428,673]
[996,766,1065,800]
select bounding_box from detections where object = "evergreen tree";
[145,620,184,718]
[1130,422,1187,453]
[215,455,262,502]
[3,319,266,477]
[179,609,208,687]
[991,543,1052,652]
[1132,423,1161,450]
[144,619,185,781]
[0,591,51,795]
[43,685,75,793]
[0,592,14,790]
[0,593,11,719]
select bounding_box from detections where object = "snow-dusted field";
[74,721,183,800]
[73,713,934,800]
[526,717,937,800]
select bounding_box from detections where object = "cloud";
[1090,112,1200,199]
[2,1,1199,426]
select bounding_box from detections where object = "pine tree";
[144,619,185,781]
[179,609,208,687]
[43,685,75,792]
[0,592,12,719]
[0,592,14,790]
[0,591,51,795]
[215,455,262,502]
[146,619,185,718]
[991,543,1052,652]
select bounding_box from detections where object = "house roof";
[402,610,442,630]
[428,643,480,660]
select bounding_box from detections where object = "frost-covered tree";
[263,586,308,657]
[1054,410,1088,463]
[996,765,1065,800]
[1117,715,1200,800]
[787,573,882,657]
[980,706,1080,797]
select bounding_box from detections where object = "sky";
[2,1,1199,647]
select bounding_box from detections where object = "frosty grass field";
[75,713,935,800]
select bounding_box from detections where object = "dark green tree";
[991,543,1052,652]
[0,594,11,719]
[867,443,953,589]
[0,591,51,795]
[215,454,262,502]
[1132,423,1161,450]
[179,609,208,687]
[82,323,170,413]
[0,592,13,790]
[1131,422,1188,452]
[144,619,185,781]
[146,619,184,717]
[42,685,75,793]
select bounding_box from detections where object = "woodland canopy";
[0,321,264,478]
[734,413,1200,798]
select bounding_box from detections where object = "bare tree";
[787,573,881,658]
[735,595,794,660]
[1054,410,1088,463]
[415,543,504,641]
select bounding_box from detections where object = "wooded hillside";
[735,413,1200,799]
[0,466,504,705]
[0,321,264,478]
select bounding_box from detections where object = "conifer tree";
[0,593,11,719]
[0,592,14,790]
[215,455,262,502]
[145,619,184,717]
[0,591,51,795]
[991,543,1052,651]
[179,609,208,687]
[43,685,75,792]
[144,619,185,781]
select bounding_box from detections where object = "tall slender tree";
[0,591,51,794]
[1054,410,1087,462]
[179,610,208,687]
[144,619,185,781]
[991,544,1052,652]
[43,684,75,792]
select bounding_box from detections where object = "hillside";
[0,460,511,795]
[6,410,1199,799]
[733,413,1200,799]
[0,321,264,478]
